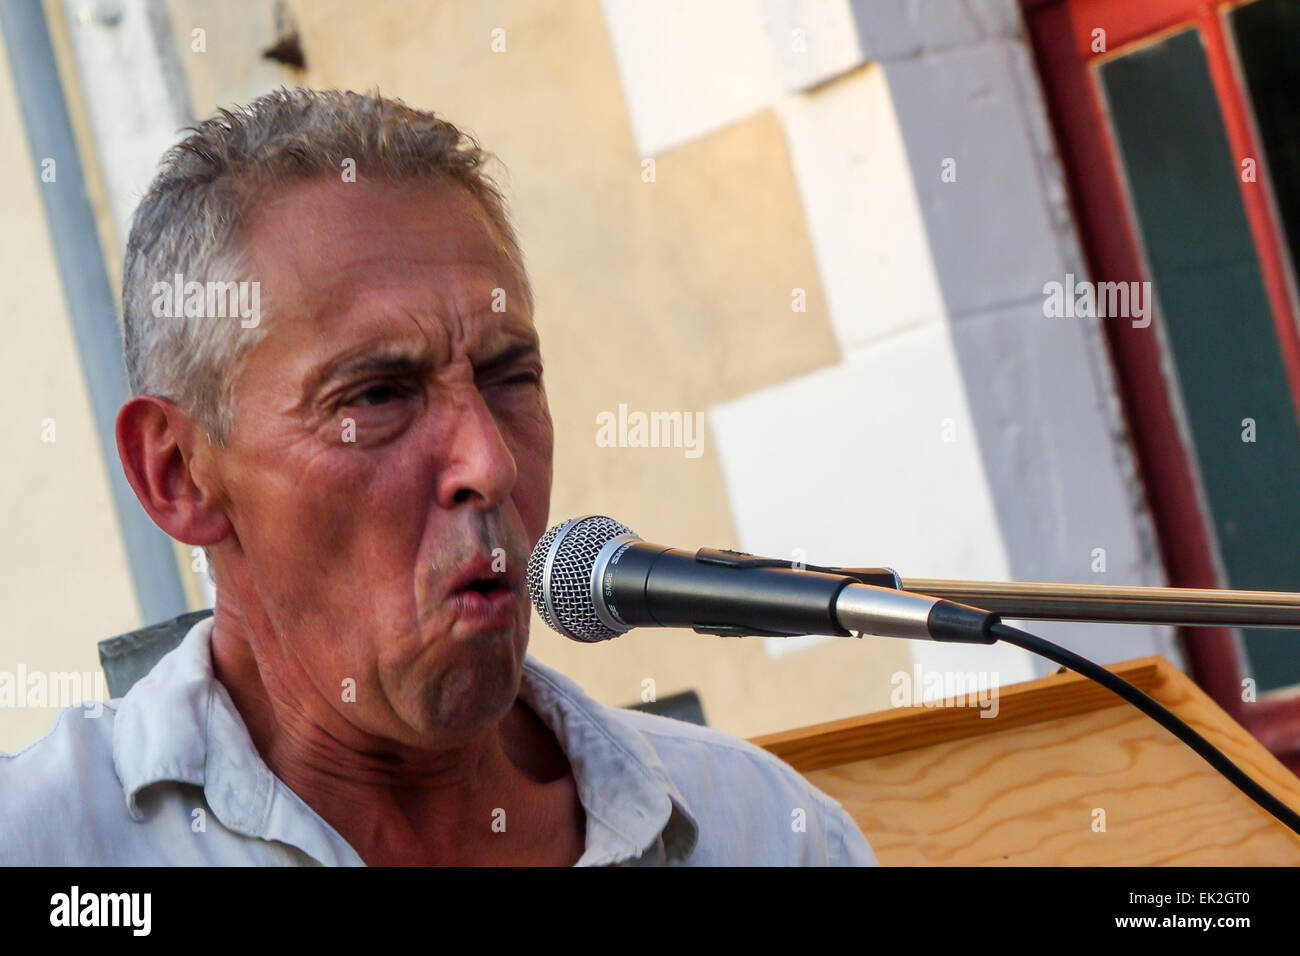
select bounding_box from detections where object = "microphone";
[525,515,999,645]
[526,518,1300,841]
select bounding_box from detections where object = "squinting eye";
[348,384,404,407]
[501,372,541,387]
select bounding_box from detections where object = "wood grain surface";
[751,655,1300,864]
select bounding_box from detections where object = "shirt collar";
[112,614,698,865]
[515,654,699,865]
[112,614,361,864]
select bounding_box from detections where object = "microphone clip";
[693,548,903,591]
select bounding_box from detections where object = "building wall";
[600,0,1179,686]
[848,0,1179,676]
[0,0,1180,750]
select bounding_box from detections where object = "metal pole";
[0,0,188,625]
[899,578,1300,628]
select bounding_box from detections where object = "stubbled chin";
[403,634,524,735]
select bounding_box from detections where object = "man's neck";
[207,608,586,865]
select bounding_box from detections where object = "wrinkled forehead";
[247,176,525,316]
[232,177,536,402]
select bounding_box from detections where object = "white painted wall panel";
[778,64,946,352]
[759,0,863,93]
[709,322,1037,684]
[599,0,779,157]
[882,42,1068,319]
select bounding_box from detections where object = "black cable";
[990,621,1300,838]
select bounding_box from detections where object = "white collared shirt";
[0,616,878,866]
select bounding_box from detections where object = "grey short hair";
[121,87,532,448]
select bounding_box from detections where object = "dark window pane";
[1231,0,1300,293]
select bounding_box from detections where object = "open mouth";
[462,576,505,596]
[447,569,517,628]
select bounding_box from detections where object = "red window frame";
[1021,0,1300,770]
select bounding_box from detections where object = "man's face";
[208,176,552,745]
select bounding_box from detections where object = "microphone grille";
[526,515,635,642]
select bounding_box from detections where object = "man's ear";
[115,395,233,547]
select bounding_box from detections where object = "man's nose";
[434,384,518,510]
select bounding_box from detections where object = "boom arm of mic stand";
[695,549,1300,629]
[895,578,1300,629]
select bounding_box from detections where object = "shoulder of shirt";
[0,701,124,862]
[601,702,846,812]
[522,655,847,817]
[597,705,871,864]
[0,698,122,763]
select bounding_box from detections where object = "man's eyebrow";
[474,340,542,375]
[301,336,540,399]
[302,348,434,398]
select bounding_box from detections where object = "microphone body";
[599,541,852,637]
[527,516,998,645]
